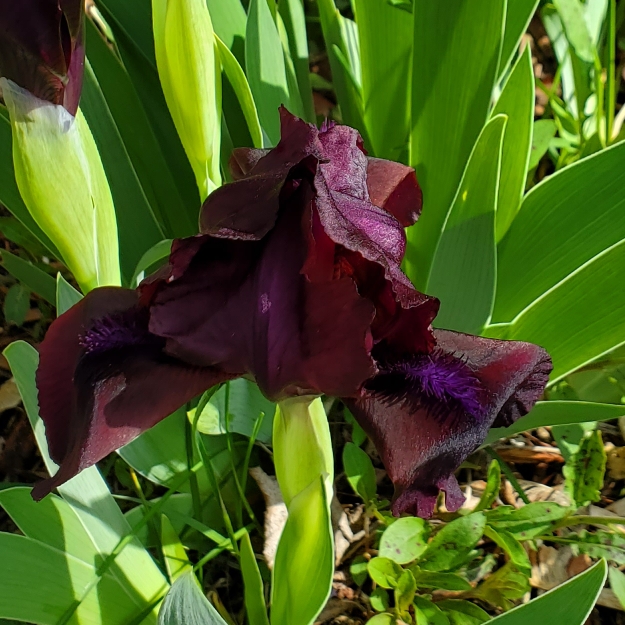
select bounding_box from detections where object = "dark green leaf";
[483,527,531,573]
[528,119,557,170]
[550,530,625,565]
[486,502,569,540]
[3,284,30,326]
[342,442,377,505]
[562,430,606,507]
[500,0,540,74]
[0,250,56,304]
[56,274,82,314]
[413,596,451,625]
[438,599,490,625]
[350,555,369,586]
[469,563,529,611]
[410,570,472,592]
[474,460,501,512]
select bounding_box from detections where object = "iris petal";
[346,330,552,518]
[34,288,229,499]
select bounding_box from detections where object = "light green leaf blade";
[270,477,333,625]
[353,0,412,162]
[609,567,625,610]
[240,531,270,625]
[245,0,290,147]
[342,442,377,505]
[159,571,229,625]
[491,237,625,382]
[529,119,557,170]
[206,0,247,61]
[4,340,168,620]
[56,273,82,313]
[379,517,429,565]
[0,487,96,563]
[406,0,506,287]
[485,400,625,445]
[493,47,534,241]
[132,238,173,286]
[0,249,56,304]
[553,0,595,63]
[494,140,625,322]
[161,514,192,583]
[216,36,263,149]
[317,0,369,144]
[488,560,606,624]
[279,0,315,123]
[86,20,196,238]
[499,0,540,74]
[427,115,506,333]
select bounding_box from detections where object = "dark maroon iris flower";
[33,109,552,516]
[0,0,84,114]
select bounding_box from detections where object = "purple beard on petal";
[366,349,485,421]
[79,309,156,354]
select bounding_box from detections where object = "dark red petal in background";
[366,157,423,228]
[346,331,552,518]
[0,0,84,114]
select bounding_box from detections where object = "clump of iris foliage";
[0,0,624,624]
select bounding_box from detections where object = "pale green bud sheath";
[271,396,334,625]
[272,395,334,507]
[1,79,121,292]
[152,0,222,200]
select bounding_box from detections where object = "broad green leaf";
[413,596,451,625]
[3,284,29,326]
[406,0,506,287]
[494,140,625,322]
[353,0,412,161]
[483,527,531,573]
[499,0,540,74]
[486,502,569,540]
[240,531,270,625]
[0,112,57,254]
[370,588,390,612]
[56,273,82,313]
[490,237,625,382]
[159,571,229,625]
[474,460,501,512]
[245,0,289,146]
[4,341,168,620]
[470,563,529,610]
[438,600,490,625]
[83,61,169,286]
[367,614,394,625]
[487,560,606,624]
[152,0,222,199]
[379,517,430,564]
[563,429,606,506]
[2,78,121,292]
[161,514,192,582]
[270,477,333,625]
[97,0,154,61]
[410,570,472,592]
[0,487,95,563]
[528,119,557,170]
[553,0,595,63]
[86,20,196,238]
[350,555,369,586]
[0,249,55,304]
[279,0,315,123]
[216,36,263,149]
[550,530,625,565]
[0,533,157,624]
[367,557,404,589]
[427,115,506,333]
[198,378,275,444]
[493,47,534,241]
[0,215,49,257]
[420,513,486,572]
[485,400,625,444]
[273,397,333,506]
[609,567,625,610]
[317,0,369,144]
[342,442,377,505]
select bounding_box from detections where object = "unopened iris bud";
[1,79,120,291]
[152,0,222,200]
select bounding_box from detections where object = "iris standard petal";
[346,331,552,518]
[34,287,227,499]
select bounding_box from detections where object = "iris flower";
[0,0,84,114]
[34,109,551,516]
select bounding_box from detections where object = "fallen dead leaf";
[0,378,21,413]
